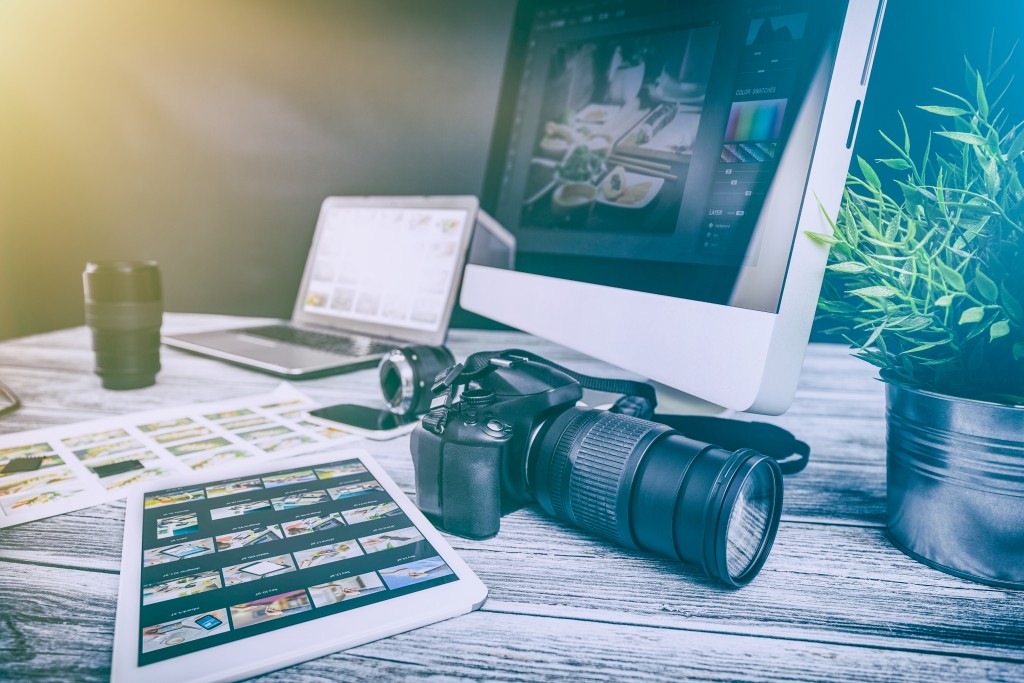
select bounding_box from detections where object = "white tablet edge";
[112,448,488,683]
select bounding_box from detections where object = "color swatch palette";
[725,99,787,142]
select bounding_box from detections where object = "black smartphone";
[308,404,419,440]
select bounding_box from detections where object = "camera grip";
[439,444,503,539]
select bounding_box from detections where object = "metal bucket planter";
[886,383,1024,589]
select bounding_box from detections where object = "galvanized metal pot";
[886,383,1024,589]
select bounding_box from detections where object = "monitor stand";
[650,381,729,417]
[581,381,728,417]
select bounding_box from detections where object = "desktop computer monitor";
[462,0,885,414]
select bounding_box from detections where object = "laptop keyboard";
[242,325,394,358]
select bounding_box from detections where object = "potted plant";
[814,55,1024,588]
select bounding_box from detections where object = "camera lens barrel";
[532,407,783,586]
[83,261,162,391]
[379,346,455,415]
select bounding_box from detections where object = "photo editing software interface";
[136,459,456,665]
[301,207,470,331]
[492,0,848,311]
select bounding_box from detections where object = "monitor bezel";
[466,0,886,414]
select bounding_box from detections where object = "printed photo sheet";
[0,384,358,528]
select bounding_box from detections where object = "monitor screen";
[486,0,849,313]
[299,206,470,332]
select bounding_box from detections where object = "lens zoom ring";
[547,412,601,521]
[568,413,658,545]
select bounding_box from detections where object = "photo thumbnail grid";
[0,386,358,527]
[137,459,456,664]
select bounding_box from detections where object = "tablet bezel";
[112,449,488,683]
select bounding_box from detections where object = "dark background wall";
[1,0,1022,340]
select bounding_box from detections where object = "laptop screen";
[299,206,471,333]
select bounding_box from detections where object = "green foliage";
[815,50,1024,405]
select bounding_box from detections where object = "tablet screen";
[136,458,458,665]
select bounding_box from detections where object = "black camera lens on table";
[83,261,163,390]
[378,345,455,415]
[410,349,792,587]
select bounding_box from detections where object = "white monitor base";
[649,381,730,417]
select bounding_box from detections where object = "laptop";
[163,195,480,377]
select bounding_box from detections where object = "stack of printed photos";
[0,384,356,528]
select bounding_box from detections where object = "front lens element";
[724,463,776,581]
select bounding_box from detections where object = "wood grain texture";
[0,314,1020,682]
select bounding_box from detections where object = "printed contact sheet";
[0,384,358,528]
[136,456,457,665]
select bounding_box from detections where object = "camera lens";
[83,261,163,390]
[378,346,455,415]
[530,408,783,586]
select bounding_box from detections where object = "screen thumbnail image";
[206,477,264,499]
[215,525,284,551]
[142,570,223,606]
[271,490,330,512]
[327,481,384,500]
[358,527,425,555]
[314,462,367,480]
[145,486,206,509]
[229,589,312,629]
[379,556,454,590]
[262,469,318,489]
[341,501,400,525]
[143,537,215,567]
[156,512,200,539]
[293,540,364,569]
[210,500,271,520]
[282,513,345,538]
[307,573,386,607]
[222,553,297,586]
[141,609,230,653]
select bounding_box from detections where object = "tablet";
[112,449,487,683]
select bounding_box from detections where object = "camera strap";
[423,349,809,475]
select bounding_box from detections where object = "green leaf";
[935,131,988,146]
[935,294,956,307]
[989,319,1010,341]
[959,306,985,324]
[805,230,838,245]
[975,270,999,302]
[857,156,881,190]
[1008,131,1024,160]
[1000,284,1023,323]
[917,105,969,117]
[896,180,924,210]
[935,261,966,291]
[976,71,989,118]
[849,285,899,299]
[1014,343,1024,361]
[984,157,1001,196]
[877,158,912,171]
[827,261,870,273]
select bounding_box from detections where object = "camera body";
[410,350,786,586]
[411,355,581,538]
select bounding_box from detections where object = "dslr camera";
[411,350,785,587]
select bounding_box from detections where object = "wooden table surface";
[0,314,1021,682]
